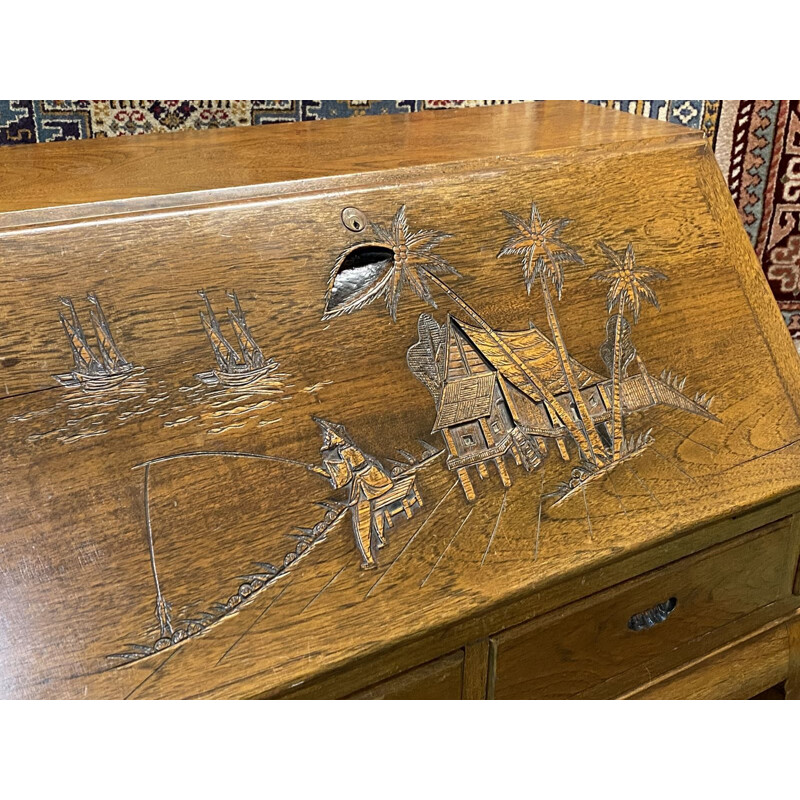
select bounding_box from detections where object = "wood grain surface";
[1,102,799,699]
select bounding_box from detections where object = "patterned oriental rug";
[1,100,798,347]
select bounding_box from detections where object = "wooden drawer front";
[627,620,794,700]
[347,652,464,699]
[490,518,800,699]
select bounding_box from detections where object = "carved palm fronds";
[657,369,715,413]
[323,205,458,322]
[660,370,688,393]
[693,392,715,412]
[623,427,654,457]
[497,202,583,298]
[406,313,446,402]
[593,241,667,322]
[328,205,604,464]
[659,369,716,419]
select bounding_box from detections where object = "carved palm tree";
[593,241,667,458]
[323,205,592,454]
[325,206,459,323]
[497,202,607,464]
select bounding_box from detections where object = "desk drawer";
[489,518,800,699]
[347,651,464,699]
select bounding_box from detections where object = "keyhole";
[342,207,368,232]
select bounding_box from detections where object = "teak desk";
[1,101,799,699]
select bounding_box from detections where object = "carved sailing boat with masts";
[195,289,280,388]
[53,293,135,391]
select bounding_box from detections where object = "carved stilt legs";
[457,468,476,501]
[494,457,511,488]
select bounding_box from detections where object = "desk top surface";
[0,101,698,215]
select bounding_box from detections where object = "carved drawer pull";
[627,597,677,631]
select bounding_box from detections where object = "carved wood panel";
[0,139,799,698]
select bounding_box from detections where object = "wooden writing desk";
[0,101,798,698]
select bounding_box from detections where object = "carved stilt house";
[426,315,608,499]
[410,313,716,501]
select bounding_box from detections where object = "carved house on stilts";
[408,313,716,501]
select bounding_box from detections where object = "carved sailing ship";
[53,293,135,391]
[195,289,279,388]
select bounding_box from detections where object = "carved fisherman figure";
[313,417,423,569]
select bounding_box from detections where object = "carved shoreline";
[108,506,348,667]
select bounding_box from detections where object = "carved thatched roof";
[444,316,603,403]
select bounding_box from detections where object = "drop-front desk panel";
[0,101,799,699]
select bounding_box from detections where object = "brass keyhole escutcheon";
[341,207,368,233]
